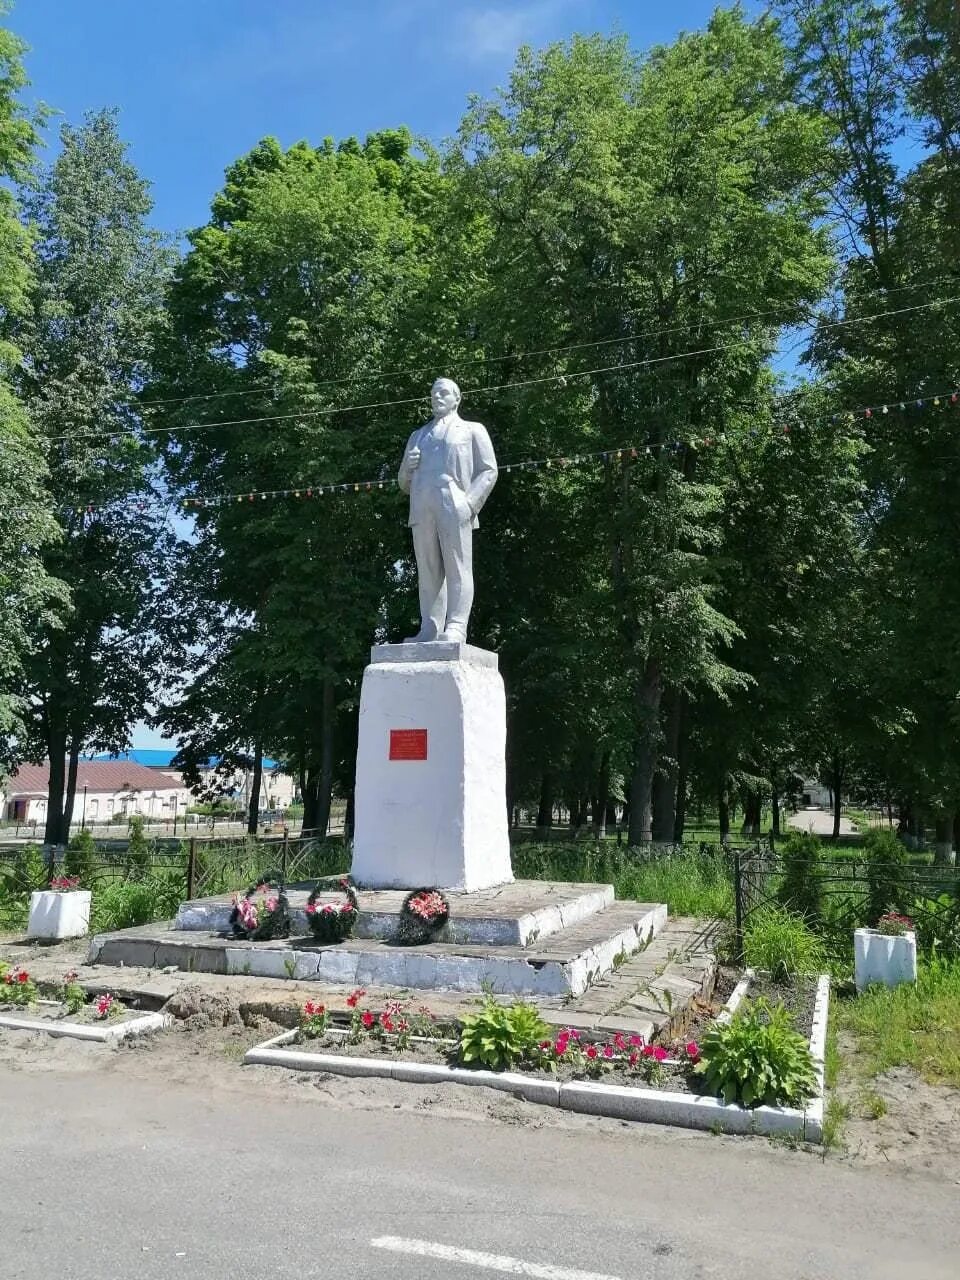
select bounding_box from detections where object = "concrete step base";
[175,879,614,949]
[89,900,667,998]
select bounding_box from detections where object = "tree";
[13,110,175,842]
[0,9,63,776]
[455,14,832,842]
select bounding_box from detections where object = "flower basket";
[229,877,290,941]
[396,888,450,945]
[305,878,359,944]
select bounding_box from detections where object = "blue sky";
[12,0,762,236]
[12,1,767,749]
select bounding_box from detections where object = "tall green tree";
[0,9,63,775]
[14,110,175,841]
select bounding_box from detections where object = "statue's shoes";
[404,630,438,643]
[437,629,466,643]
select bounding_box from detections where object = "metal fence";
[729,846,960,959]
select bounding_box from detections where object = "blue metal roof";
[91,749,281,770]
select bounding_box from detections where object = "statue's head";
[431,377,461,417]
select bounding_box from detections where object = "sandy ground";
[787,807,857,836]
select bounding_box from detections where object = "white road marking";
[369,1236,626,1280]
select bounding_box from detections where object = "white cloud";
[451,1,580,63]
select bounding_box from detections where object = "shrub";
[863,828,908,925]
[64,830,97,888]
[777,831,824,921]
[125,815,152,880]
[90,873,183,932]
[912,894,960,958]
[459,997,552,1070]
[695,998,818,1108]
[743,906,825,980]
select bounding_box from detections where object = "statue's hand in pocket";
[449,486,473,525]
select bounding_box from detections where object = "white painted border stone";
[242,973,831,1143]
[0,1010,169,1043]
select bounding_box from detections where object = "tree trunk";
[672,716,689,844]
[61,736,81,841]
[315,678,336,839]
[536,773,554,831]
[771,787,781,840]
[344,790,355,840]
[246,740,263,835]
[301,775,321,836]
[627,656,662,846]
[830,754,844,840]
[593,748,611,838]
[934,813,953,866]
[718,788,730,844]
[954,810,960,860]
[652,690,683,842]
[44,730,67,845]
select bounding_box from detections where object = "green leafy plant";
[695,998,818,1108]
[61,970,86,1015]
[0,964,38,1007]
[125,815,152,880]
[64,830,97,888]
[863,828,907,925]
[743,906,825,980]
[458,997,552,1070]
[776,831,824,921]
[912,895,960,958]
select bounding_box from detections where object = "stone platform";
[90,881,668,998]
[176,881,614,948]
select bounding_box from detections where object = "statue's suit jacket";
[398,414,498,530]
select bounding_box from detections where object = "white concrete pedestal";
[350,642,513,892]
[28,889,91,940]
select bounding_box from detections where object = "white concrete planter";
[0,1008,168,1043]
[28,889,92,940]
[854,928,917,992]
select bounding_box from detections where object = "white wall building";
[2,760,191,827]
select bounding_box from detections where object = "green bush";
[743,906,826,980]
[64,830,97,888]
[863,828,908,924]
[458,997,552,1071]
[695,998,818,1107]
[777,831,824,921]
[125,815,152,880]
[90,873,184,933]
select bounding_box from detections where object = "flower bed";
[0,965,168,1042]
[245,973,830,1140]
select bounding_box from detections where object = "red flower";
[568,1029,581,1041]
[379,1013,394,1034]
[361,1011,375,1029]
[554,1039,569,1056]
[585,1045,598,1060]
[613,1033,627,1051]
[602,1044,615,1059]
[628,1052,639,1067]
[303,1001,324,1017]
[16,970,28,984]
[396,1019,409,1033]
[685,1041,700,1062]
[305,903,316,915]
[539,1040,552,1051]
[652,1046,669,1062]
[321,904,335,915]
[346,989,366,1009]
[641,1044,655,1058]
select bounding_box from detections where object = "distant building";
[2,760,191,826]
[91,750,296,812]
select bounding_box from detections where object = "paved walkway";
[787,807,856,836]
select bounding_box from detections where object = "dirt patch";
[162,984,242,1030]
[746,973,819,1040]
[832,1038,960,1181]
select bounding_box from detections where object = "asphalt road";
[2,1065,957,1280]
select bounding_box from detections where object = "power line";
[137,274,959,410]
[40,294,960,448]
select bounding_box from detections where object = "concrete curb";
[0,1010,170,1043]
[242,974,831,1142]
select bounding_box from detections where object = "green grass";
[836,958,960,1088]
[510,843,733,918]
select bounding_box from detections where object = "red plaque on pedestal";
[389,728,428,761]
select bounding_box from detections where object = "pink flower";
[305,903,316,915]
[63,970,78,982]
[585,1045,598,1060]
[628,1052,639,1067]
[396,1019,409,1033]
[629,1034,644,1047]
[361,1011,375,1029]
[685,1041,700,1062]
[321,904,335,915]
[653,1046,669,1062]
[380,1013,394,1034]
[554,1039,569,1056]
[568,1029,581,1041]
[339,903,354,915]
[613,1033,627,1051]
[94,994,114,1018]
[602,1044,615,1059]
[641,1044,655,1058]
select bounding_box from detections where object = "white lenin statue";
[399,378,498,644]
